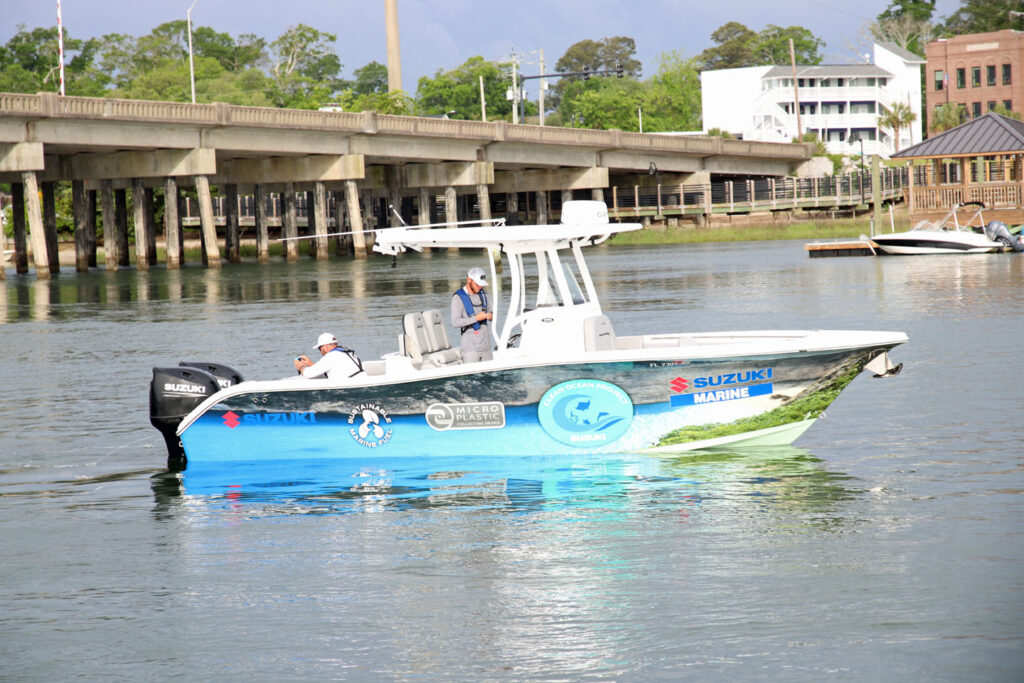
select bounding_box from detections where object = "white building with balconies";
[701,43,923,159]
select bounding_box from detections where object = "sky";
[1,0,963,99]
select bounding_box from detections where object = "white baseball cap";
[468,267,488,287]
[315,333,338,349]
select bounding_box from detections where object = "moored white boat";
[872,201,1003,254]
[149,202,907,470]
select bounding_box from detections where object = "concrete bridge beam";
[491,167,608,194]
[213,154,364,185]
[0,142,44,172]
[403,161,494,189]
[66,148,216,180]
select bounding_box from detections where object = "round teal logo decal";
[538,379,634,447]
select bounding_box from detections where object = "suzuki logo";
[223,411,240,429]
[670,377,689,393]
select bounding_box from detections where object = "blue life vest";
[454,288,488,332]
[329,345,363,376]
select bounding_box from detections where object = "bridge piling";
[282,182,298,262]
[444,186,458,253]
[100,181,117,270]
[72,180,90,272]
[224,184,240,263]
[22,171,49,279]
[313,182,328,261]
[41,182,59,274]
[253,184,270,264]
[195,175,221,268]
[132,178,149,271]
[115,189,129,267]
[11,182,28,274]
[345,180,367,259]
[164,178,181,269]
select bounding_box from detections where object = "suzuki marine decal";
[347,403,393,448]
[538,379,634,447]
[669,368,774,406]
[426,402,506,431]
[671,382,773,406]
[221,411,317,428]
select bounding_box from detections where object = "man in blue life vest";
[451,266,494,362]
[294,332,363,379]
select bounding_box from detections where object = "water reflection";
[149,447,860,526]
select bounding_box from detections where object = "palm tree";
[878,101,918,152]
[929,103,965,134]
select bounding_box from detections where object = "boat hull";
[873,232,1000,254]
[179,345,894,464]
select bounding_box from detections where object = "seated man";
[294,333,363,379]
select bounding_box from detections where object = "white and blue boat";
[150,201,906,470]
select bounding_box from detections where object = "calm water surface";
[1,241,1022,681]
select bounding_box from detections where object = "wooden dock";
[804,239,884,258]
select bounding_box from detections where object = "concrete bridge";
[0,91,817,278]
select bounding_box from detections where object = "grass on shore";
[608,215,911,245]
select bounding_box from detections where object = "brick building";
[926,30,1024,123]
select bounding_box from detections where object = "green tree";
[268,24,343,108]
[878,101,918,151]
[870,0,936,55]
[940,0,1024,34]
[551,37,641,110]
[753,25,824,65]
[992,103,1022,120]
[929,102,965,133]
[698,22,823,69]
[337,89,412,115]
[352,61,388,95]
[878,0,936,22]
[415,56,514,120]
[639,52,702,132]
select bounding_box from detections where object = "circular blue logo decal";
[537,379,634,447]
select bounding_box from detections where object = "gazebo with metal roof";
[893,112,1024,225]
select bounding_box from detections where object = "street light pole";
[187,0,198,104]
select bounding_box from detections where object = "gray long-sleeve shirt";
[450,287,492,355]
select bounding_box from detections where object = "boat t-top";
[150,201,907,469]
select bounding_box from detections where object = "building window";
[987,65,997,86]
[972,102,982,118]
[1005,99,1014,111]
[971,67,981,87]
[988,101,997,112]
[934,70,945,90]
[1004,64,1012,85]
[957,68,966,88]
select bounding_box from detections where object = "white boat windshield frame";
[373,202,642,351]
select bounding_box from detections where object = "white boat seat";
[402,312,430,368]
[422,309,462,364]
[402,310,462,368]
[583,314,617,352]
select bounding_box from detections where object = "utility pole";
[187,0,198,104]
[500,51,523,124]
[538,49,547,126]
[385,0,403,93]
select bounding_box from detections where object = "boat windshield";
[518,250,589,308]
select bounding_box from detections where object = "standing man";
[294,332,363,379]
[451,266,494,362]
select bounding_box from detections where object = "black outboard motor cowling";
[178,361,244,390]
[150,365,236,469]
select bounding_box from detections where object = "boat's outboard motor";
[178,361,244,390]
[150,363,243,470]
[984,220,1024,252]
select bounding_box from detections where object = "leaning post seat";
[401,309,462,368]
